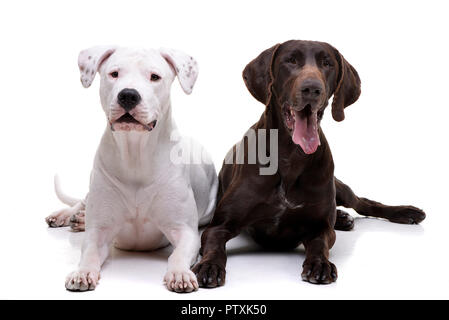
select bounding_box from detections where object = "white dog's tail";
[54,175,85,207]
[199,175,219,227]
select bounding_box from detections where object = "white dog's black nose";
[118,88,141,111]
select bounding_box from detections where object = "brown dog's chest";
[245,183,328,249]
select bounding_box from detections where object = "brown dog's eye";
[150,74,161,81]
[323,59,331,67]
[110,71,119,78]
[287,57,297,64]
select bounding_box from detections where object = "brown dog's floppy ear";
[331,49,361,121]
[242,43,281,105]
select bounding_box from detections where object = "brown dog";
[192,40,425,287]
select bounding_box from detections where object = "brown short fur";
[192,40,425,287]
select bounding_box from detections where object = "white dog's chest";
[114,218,169,251]
[112,191,169,251]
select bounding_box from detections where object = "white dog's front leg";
[65,228,113,291]
[161,227,200,293]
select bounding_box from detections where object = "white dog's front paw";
[65,269,100,291]
[164,269,199,293]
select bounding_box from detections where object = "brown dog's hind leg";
[335,177,425,224]
[334,209,354,231]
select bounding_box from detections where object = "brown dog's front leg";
[301,229,337,284]
[193,177,259,288]
[192,224,239,288]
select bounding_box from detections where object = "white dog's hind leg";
[46,201,84,228]
[69,210,85,232]
[46,175,86,228]
[162,227,200,293]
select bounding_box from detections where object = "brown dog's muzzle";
[298,78,324,107]
[292,66,326,111]
[282,67,327,155]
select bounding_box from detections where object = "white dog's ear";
[159,48,199,94]
[78,46,116,88]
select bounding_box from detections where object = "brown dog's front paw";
[192,261,226,288]
[301,258,337,284]
[388,206,426,224]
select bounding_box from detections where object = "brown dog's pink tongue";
[292,111,320,154]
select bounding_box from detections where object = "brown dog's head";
[243,40,361,154]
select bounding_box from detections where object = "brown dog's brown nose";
[300,79,323,100]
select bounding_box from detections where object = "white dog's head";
[78,46,198,132]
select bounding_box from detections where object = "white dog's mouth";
[110,113,157,132]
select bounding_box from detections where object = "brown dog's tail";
[334,177,425,224]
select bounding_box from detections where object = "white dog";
[45,46,218,293]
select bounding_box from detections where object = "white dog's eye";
[150,73,161,81]
[110,71,119,78]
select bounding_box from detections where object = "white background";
[0,0,448,299]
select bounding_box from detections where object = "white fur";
[46,46,217,293]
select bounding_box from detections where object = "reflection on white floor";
[3,210,446,300]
